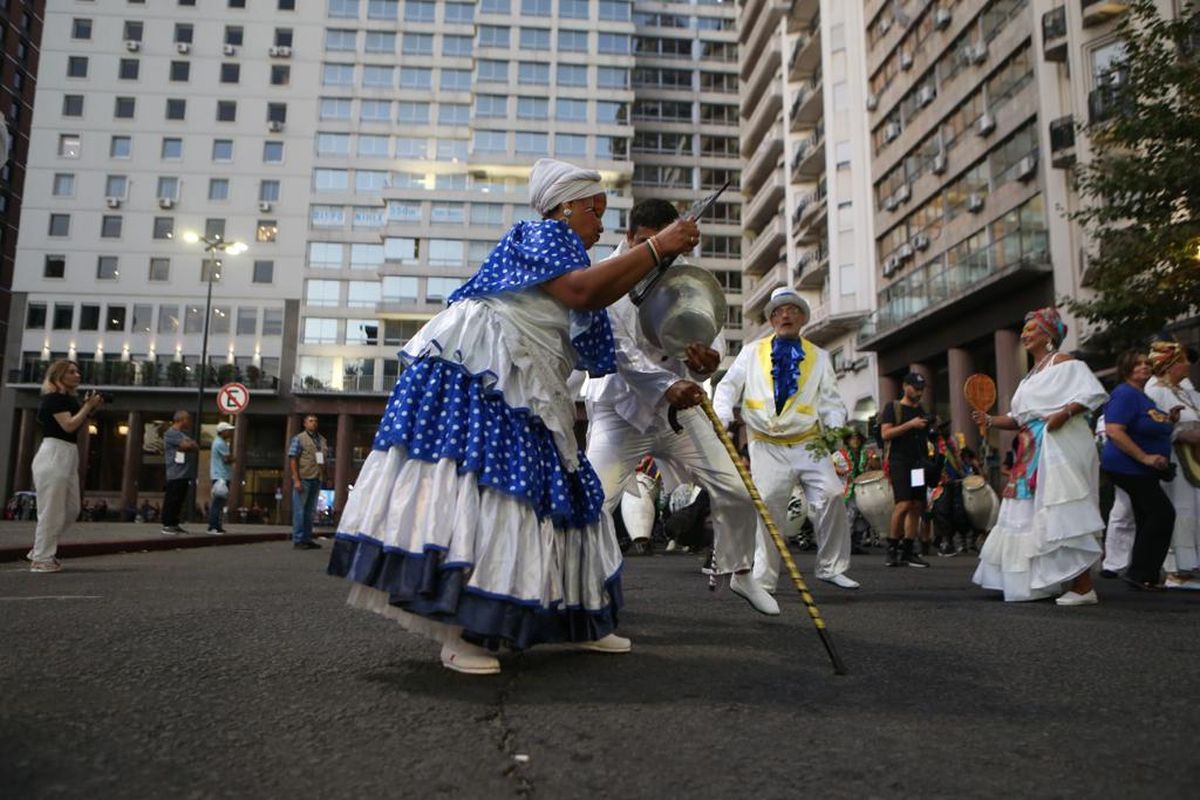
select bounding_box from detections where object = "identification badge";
[315,452,325,465]
[910,468,925,488]
[174,451,186,464]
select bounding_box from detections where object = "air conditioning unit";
[897,243,915,261]
[866,93,879,111]
[125,40,141,52]
[106,196,122,209]
[258,201,272,212]
[968,43,988,64]
[967,193,985,213]
[900,51,914,71]
[932,152,948,174]
[883,255,900,277]
[918,86,936,107]
[176,42,191,54]
[884,121,902,142]
[913,233,931,251]
[158,197,175,209]
[275,46,292,58]
[1016,154,1038,181]
[223,44,237,56]
[935,8,952,30]
[267,120,284,132]
[977,112,996,136]
[896,183,911,203]
[884,194,898,212]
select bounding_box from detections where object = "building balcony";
[741,37,782,118]
[1042,6,1068,62]
[7,358,280,393]
[795,242,829,289]
[791,187,826,240]
[743,171,786,235]
[292,371,387,395]
[804,303,871,348]
[789,79,822,131]
[787,0,819,33]
[1081,0,1129,28]
[791,128,824,181]
[740,0,790,79]
[743,217,786,277]
[742,132,784,197]
[788,27,821,80]
[741,85,783,158]
[1049,115,1076,168]
[744,261,789,316]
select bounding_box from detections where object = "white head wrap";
[529,158,603,215]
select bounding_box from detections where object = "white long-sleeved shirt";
[581,245,723,433]
[712,334,846,444]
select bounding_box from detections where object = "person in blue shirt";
[1101,350,1181,589]
[208,421,235,535]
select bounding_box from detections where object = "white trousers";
[1101,487,1134,573]
[586,403,756,573]
[31,438,80,563]
[748,439,851,587]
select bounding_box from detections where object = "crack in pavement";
[482,654,534,798]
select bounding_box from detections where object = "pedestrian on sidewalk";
[29,360,104,573]
[288,415,327,550]
[162,410,198,535]
[208,422,236,535]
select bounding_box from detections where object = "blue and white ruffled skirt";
[327,299,623,649]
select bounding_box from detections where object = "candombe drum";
[962,475,999,532]
[620,471,660,542]
[782,487,812,540]
[637,263,728,359]
[853,470,894,537]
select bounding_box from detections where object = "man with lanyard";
[584,198,778,615]
[713,287,860,592]
[880,373,934,567]
[288,414,328,550]
[832,429,875,554]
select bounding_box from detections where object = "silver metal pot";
[636,263,727,358]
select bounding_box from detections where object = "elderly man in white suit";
[713,287,860,591]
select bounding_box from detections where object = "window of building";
[517,97,548,120]
[279,0,296,9]
[404,0,435,21]
[170,61,190,82]
[262,141,284,163]
[267,103,287,123]
[443,34,472,57]
[208,179,230,201]
[473,130,507,153]
[161,138,183,159]
[403,32,433,55]
[72,18,92,39]
[157,176,180,199]
[556,134,587,157]
[175,23,193,44]
[320,97,352,120]
[257,220,277,242]
[520,28,551,50]
[101,215,123,238]
[97,256,120,280]
[236,307,257,334]
[519,62,551,85]
[262,309,284,336]
[560,0,587,17]
[388,200,421,222]
[557,63,587,86]
[441,69,471,91]
[52,174,75,196]
[67,56,88,78]
[259,180,281,202]
[27,303,47,329]
[323,63,355,86]
[400,67,432,89]
[426,277,463,301]
[397,101,427,123]
[355,170,389,193]
[59,135,82,159]
[477,60,508,83]
[445,2,473,22]
[107,306,127,332]
[79,305,101,331]
[347,282,381,308]
[317,133,351,156]
[309,242,344,269]
[157,304,179,332]
[325,28,357,51]
[153,217,174,239]
[436,140,468,161]
[252,260,274,284]
[558,29,588,52]
[427,239,464,266]
[53,304,74,330]
[224,26,243,46]
[384,237,419,263]
[184,305,204,333]
[597,67,628,89]
[114,97,136,118]
[205,218,226,240]
[274,28,294,47]
[357,135,390,157]
[49,214,70,237]
[62,95,84,116]
[216,101,237,122]
[119,59,140,80]
[302,318,338,344]
[481,0,511,12]
[556,98,588,121]
[44,255,66,279]
[363,65,394,88]
[470,204,504,226]
[212,139,234,161]
[220,63,240,84]
[598,33,629,54]
[132,304,153,334]
[166,98,187,120]
[475,95,507,118]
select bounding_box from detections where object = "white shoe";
[206,528,224,536]
[1055,589,1099,606]
[1164,575,1200,591]
[730,573,781,616]
[820,573,861,590]
[440,640,501,675]
[575,633,632,654]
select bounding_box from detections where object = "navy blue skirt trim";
[327,535,623,650]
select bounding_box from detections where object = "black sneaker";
[937,541,957,558]
[628,539,653,556]
[903,551,931,568]
[293,540,322,550]
[885,544,901,567]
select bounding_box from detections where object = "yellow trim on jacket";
[755,335,817,418]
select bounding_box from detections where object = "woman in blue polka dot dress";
[327,159,700,675]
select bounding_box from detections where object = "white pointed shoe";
[1055,589,1099,606]
[575,633,632,653]
[730,573,781,616]
[440,639,501,675]
[820,573,861,590]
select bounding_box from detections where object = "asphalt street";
[2,542,1197,799]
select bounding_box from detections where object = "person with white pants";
[713,287,859,592]
[583,198,777,615]
[29,360,103,572]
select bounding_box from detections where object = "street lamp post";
[181,231,247,523]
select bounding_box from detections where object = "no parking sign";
[216,382,250,415]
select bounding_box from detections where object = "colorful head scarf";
[1148,340,1185,376]
[1023,306,1067,347]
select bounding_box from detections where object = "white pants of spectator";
[586,403,756,572]
[30,439,80,563]
[1102,487,1135,573]
[749,439,851,589]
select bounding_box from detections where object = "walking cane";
[670,398,849,676]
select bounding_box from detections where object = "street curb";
[0,531,291,563]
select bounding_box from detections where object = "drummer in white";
[584,199,778,615]
[713,288,860,591]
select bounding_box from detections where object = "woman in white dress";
[327,159,699,674]
[971,307,1108,605]
[1144,341,1200,590]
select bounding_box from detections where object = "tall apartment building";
[0,1,44,382]
[629,0,745,361]
[736,0,880,422]
[0,0,743,517]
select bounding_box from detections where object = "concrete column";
[76,421,92,505]
[120,411,143,514]
[993,328,1023,465]
[878,373,899,406]
[229,417,248,512]
[13,408,36,492]
[281,413,299,523]
[908,361,935,411]
[947,347,977,449]
[334,412,352,519]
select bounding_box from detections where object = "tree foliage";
[1066,0,1200,346]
